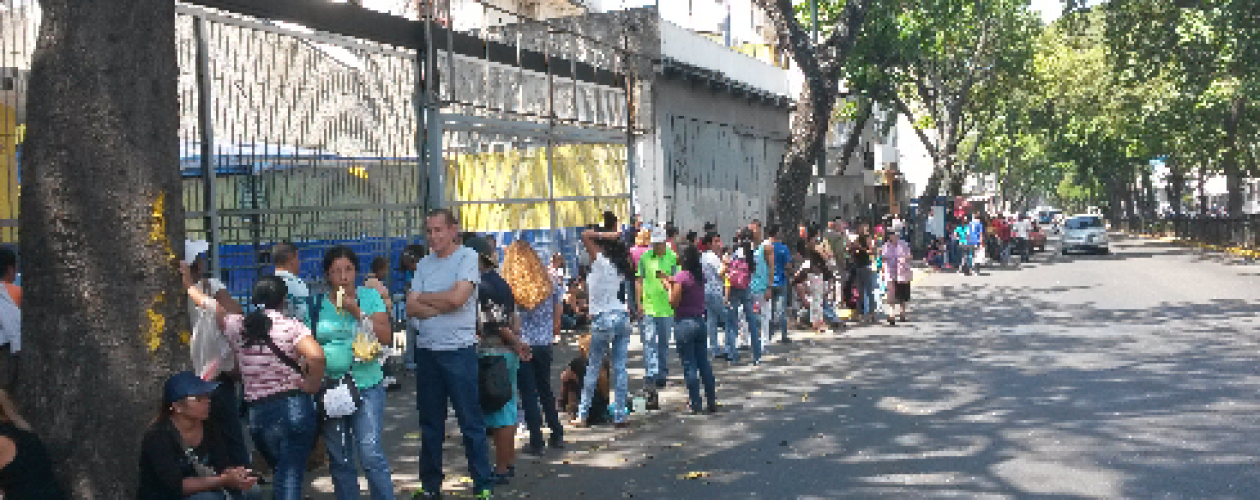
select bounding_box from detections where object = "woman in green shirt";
[317,246,396,500]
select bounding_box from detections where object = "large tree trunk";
[761,0,867,245]
[771,77,838,243]
[18,1,185,497]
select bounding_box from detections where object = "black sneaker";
[548,435,565,450]
[779,337,792,344]
[645,388,661,411]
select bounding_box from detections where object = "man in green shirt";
[635,227,676,408]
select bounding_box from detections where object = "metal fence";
[1117,217,1260,251]
[2,1,637,299]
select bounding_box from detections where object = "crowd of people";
[925,213,1039,275]
[0,205,934,500]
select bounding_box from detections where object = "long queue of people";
[0,206,927,500]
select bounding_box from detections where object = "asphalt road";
[310,233,1260,499]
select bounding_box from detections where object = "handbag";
[478,354,512,413]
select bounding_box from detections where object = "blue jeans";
[579,311,630,423]
[856,266,877,315]
[641,315,673,386]
[673,317,716,412]
[209,376,249,466]
[324,383,395,500]
[960,244,976,273]
[704,292,728,357]
[248,393,317,500]
[769,286,789,341]
[725,287,760,364]
[518,345,564,448]
[414,347,493,493]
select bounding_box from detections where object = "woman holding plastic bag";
[316,246,396,500]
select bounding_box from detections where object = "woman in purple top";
[666,245,718,414]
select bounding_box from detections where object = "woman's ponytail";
[242,275,288,346]
[242,309,273,347]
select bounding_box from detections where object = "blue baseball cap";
[163,371,220,404]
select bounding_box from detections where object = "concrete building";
[805,102,904,225]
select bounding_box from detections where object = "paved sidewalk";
[303,320,851,499]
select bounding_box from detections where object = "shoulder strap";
[262,331,304,375]
[307,293,324,336]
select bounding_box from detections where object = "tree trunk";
[1167,157,1185,215]
[761,0,867,246]
[835,98,873,175]
[911,167,945,253]
[1197,166,1209,217]
[18,1,185,498]
[772,76,837,246]
[1222,95,1246,217]
[1141,166,1155,217]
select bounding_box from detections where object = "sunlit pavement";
[308,234,1260,499]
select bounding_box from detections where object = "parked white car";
[1061,214,1109,255]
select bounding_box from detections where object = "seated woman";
[0,389,63,500]
[138,372,261,500]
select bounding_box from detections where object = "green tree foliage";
[1102,0,1260,215]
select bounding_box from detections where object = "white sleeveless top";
[587,253,627,316]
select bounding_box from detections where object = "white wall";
[897,114,935,198]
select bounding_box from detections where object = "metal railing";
[1117,216,1260,251]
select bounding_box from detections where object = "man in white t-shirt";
[406,208,493,498]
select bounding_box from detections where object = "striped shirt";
[222,310,311,402]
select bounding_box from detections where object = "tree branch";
[894,94,941,161]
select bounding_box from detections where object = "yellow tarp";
[447,144,629,232]
[0,105,19,243]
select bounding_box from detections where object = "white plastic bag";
[352,317,382,363]
[322,377,359,418]
[189,295,234,380]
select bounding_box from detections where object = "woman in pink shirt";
[183,268,326,500]
[880,229,913,325]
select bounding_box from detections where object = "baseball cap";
[163,371,220,405]
[650,227,667,244]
